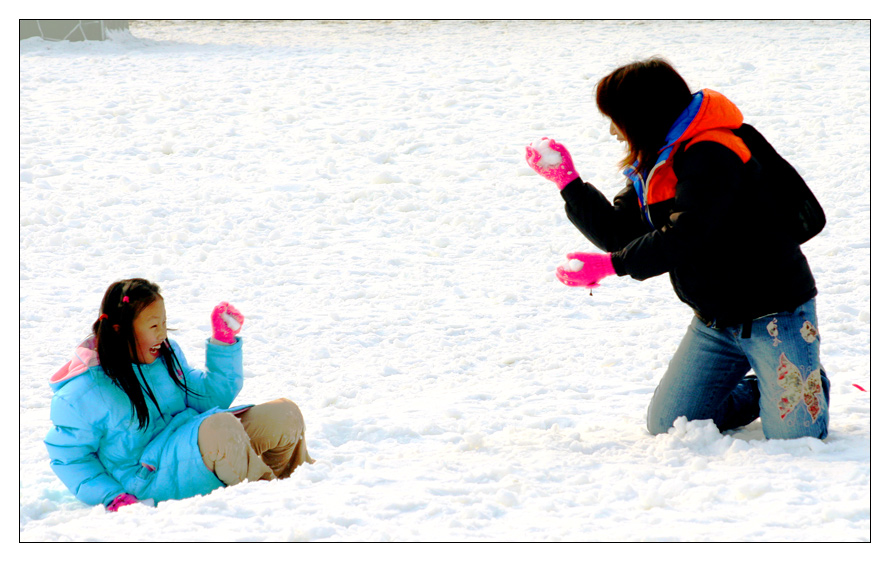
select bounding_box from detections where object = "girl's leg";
[235,398,315,478]
[647,316,759,434]
[740,299,830,439]
[198,413,275,485]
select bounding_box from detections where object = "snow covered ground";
[20,20,870,542]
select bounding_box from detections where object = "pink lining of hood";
[50,336,100,384]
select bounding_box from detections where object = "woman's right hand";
[525,137,578,190]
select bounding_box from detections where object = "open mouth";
[148,344,161,357]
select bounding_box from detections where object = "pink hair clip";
[98,314,108,321]
[122,296,130,303]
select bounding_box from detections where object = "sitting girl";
[45,278,314,512]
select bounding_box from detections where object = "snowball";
[221,311,241,330]
[531,138,563,170]
[563,259,584,272]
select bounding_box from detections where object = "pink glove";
[556,252,616,287]
[525,137,578,190]
[211,302,244,344]
[107,493,138,512]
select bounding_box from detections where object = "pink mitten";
[107,493,138,512]
[556,252,616,288]
[525,137,578,190]
[211,302,244,344]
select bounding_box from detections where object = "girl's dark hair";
[92,278,193,430]
[595,57,694,173]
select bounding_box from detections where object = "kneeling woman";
[45,278,314,511]
[526,58,829,440]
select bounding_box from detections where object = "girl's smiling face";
[132,298,167,364]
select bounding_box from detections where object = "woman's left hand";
[556,252,616,287]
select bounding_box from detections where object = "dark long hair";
[93,278,192,429]
[595,57,693,173]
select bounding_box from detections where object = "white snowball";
[531,138,563,170]
[221,311,241,330]
[563,258,584,272]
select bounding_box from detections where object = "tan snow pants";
[198,398,314,486]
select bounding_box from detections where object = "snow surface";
[20,20,870,543]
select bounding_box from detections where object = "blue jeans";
[647,299,830,439]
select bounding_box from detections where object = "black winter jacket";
[560,140,817,327]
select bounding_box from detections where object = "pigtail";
[159,338,203,406]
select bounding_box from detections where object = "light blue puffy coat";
[44,336,250,506]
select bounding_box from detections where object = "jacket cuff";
[610,252,627,277]
[207,336,242,349]
[559,177,585,201]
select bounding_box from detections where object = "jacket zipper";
[641,159,668,229]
